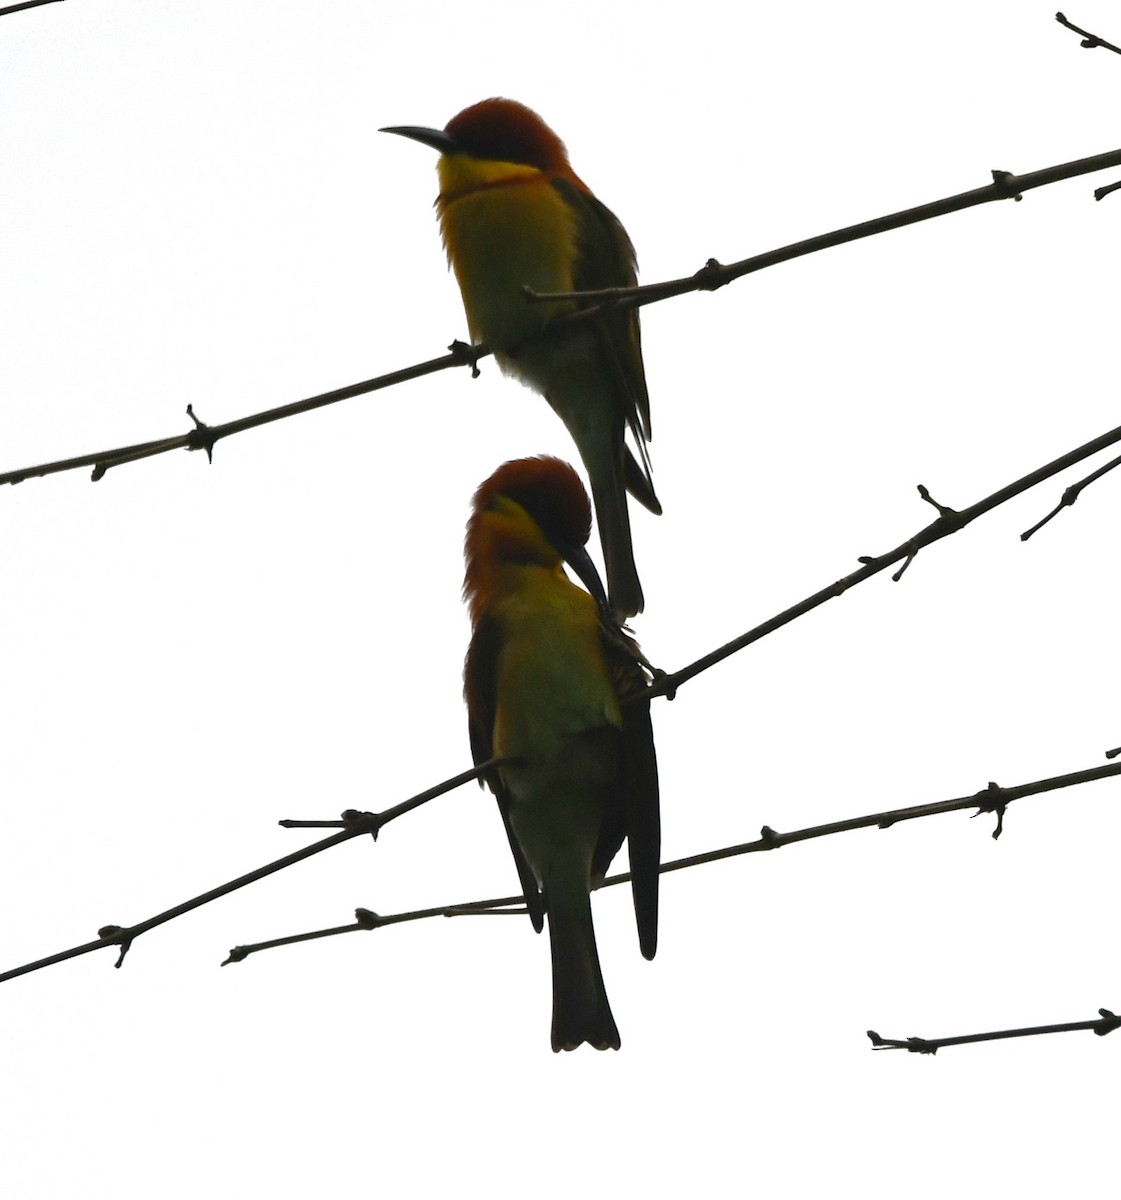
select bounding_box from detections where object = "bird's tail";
[589,470,643,619]
[545,880,620,1052]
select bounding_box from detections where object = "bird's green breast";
[491,569,618,763]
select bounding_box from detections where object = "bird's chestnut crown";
[445,99,571,175]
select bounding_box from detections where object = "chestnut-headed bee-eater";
[463,456,660,1051]
[383,98,660,619]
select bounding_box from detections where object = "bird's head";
[381,98,575,178]
[463,456,606,617]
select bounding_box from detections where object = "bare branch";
[1021,451,1121,540]
[223,758,1121,964]
[6,409,1121,982]
[0,760,496,985]
[6,148,1121,490]
[868,1006,1121,1054]
[0,344,487,488]
[0,0,64,15]
[526,149,1121,312]
[1055,12,1121,56]
[650,419,1121,699]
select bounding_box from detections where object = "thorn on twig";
[186,405,217,464]
[759,825,780,848]
[916,484,957,520]
[991,170,1023,201]
[448,339,482,379]
[354,908,380,930]
[98,924,133,967]
[970,781,1008,840]
[891,550,917,583]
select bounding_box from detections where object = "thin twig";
[6,147,1121,490]
[525,149,1121,312]
[0,345,487,487]
[868,1007,1121,1054]
[1055,12,1121,56]
[0,0,64,15]
[1021,451,1121,540]
[223,759,1121,963]
[0,760,497,985]
[649,419,1121,700]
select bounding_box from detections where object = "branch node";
[340,808,383,840]
[650,667,677,702]
[693,258,728,291]
[969,781,1008,840]
[905,1037,938,1055]
[759,825,780,848]
[186,404,217,464]
[887,485,965,580]
[991,169,1022,201]
[448,339,482,379]
[98,925,134,967]
[354,907,380,930]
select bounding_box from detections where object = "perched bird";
[382,98,660,618]
[463,457,660,1051]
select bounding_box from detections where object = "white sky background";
[3,1,1120,1195]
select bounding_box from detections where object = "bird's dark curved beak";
[561,543,610,613]
[379,125,461,155]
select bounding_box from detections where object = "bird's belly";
[503,730,617,883]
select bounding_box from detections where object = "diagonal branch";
[526,149,1121,312]
[5,412,1121,984]
[0,0,64,15]
[868,1006,1121,1054]
[1020,451,1121,540]
[222,759,1121,964]
[0,759,496,985]
[0,344,487,487]
[649,419,1121,700]
[6,147,1121,490]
